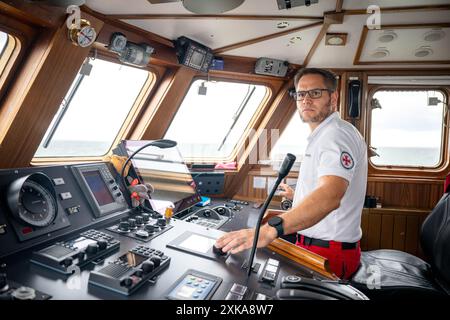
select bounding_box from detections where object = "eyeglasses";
[291,88,331,101]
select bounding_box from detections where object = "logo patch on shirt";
[340,151,354,169]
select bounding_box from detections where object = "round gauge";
[18,180,57,227]
[68,19,97,48]
[7,173,58,228]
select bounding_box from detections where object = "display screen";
[119,252,147,267]
[190,50,205,68]
[179,234,216,254]
[123,140,201,214]
[82,170,114,206]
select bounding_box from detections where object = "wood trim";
[0,0,66,28]
[267,238,338,280]
[82,6,174,48]
[213,21,323,54]
[354,24,450,66]
[104,14,324,21]
[343,4,450,15]
[0,13,104,168]
[335,0,344,13]
[302,22,329,67]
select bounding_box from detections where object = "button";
[52,178,65,186]
[60,192,72,200]
[255,293,268,300]
[197,289,203,293]
[230,283,247,296]
[267,259,279,266]
[116,192,122,197]
[193,294,199,299]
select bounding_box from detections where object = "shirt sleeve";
[317,129,359,183]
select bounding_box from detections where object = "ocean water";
[34,141,442,168]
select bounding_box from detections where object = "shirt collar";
[307,111,339,142]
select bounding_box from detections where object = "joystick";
[213,245,227,256]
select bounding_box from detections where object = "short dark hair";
[294,68,338,91]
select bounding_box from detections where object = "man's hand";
[278,183,294,200]
[215,225,277,254]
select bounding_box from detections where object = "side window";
[164,79,269,160]
[0,30,18,83]
[269,112,310,164]
[34,58,153,158]
[369,89,446,168]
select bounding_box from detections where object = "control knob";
[141,261,155,274]
[157,218,166,227]
[97,239,108,251]
[128,218,136,229]
[120,277,133,288]
[145,224,159,233]
[119,221,130,232]
[142,213,150,223]
[85,243,98,255]
[62,257,73,267]
[150,256,161,268]
[135,216,143,225]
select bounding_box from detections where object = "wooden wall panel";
[392,215,407,251]
[367,213,381,250]
[380,214,394,249]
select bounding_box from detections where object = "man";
[215,68,367,279]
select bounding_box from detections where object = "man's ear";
[330,91,339,110]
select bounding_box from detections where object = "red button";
[22,227,33,234]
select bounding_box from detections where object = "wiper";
[42,73,85,148]
[217,85,256,151]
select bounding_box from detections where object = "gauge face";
[17,180,57,227]
[77,25,96,48]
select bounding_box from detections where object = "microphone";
[120,140,177,213]
[246,153,296,276]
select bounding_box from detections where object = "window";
[370,89,446,168]
[164,79,269,160]
[0,30,18,82]
[268,112,310,167]
[34,58,152,158]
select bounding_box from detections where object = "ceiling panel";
[123,19,319,49]
[359,27,450,63]
[224,25,323,64]
[308,11,450,68]
[343,0,450,10]
[86,0,336,16]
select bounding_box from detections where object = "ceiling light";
[182,0,245,14]
[325,33,347,46]
[414,46,433,58]
[370,48,390,59]
[288,36,302,45]
[378,30,397,43]
[277,21,290,29]
[423,29,445,42]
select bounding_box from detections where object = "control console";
[106,212,173,242]
[89,245,170,295]
[185,205,231,229]
[31,229,120,274]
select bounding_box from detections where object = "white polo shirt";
[292,112,367,243]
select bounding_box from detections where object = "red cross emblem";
[340,151,354,169]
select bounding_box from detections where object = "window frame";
[367,85,449,173]
[163,76,272,164]
[31,52,158,164]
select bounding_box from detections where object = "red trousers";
[296,236,361,280]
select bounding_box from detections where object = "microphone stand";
[120,139,177,215]
[246,153,296,276]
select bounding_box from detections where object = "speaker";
[348,80,361,118]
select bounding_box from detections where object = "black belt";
[298,235,358,250]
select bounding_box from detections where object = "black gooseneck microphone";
[246,153,296,276]
[120,139,177,213]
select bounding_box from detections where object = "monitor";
[122,140,201,214]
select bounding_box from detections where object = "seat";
[350,192,450,299]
